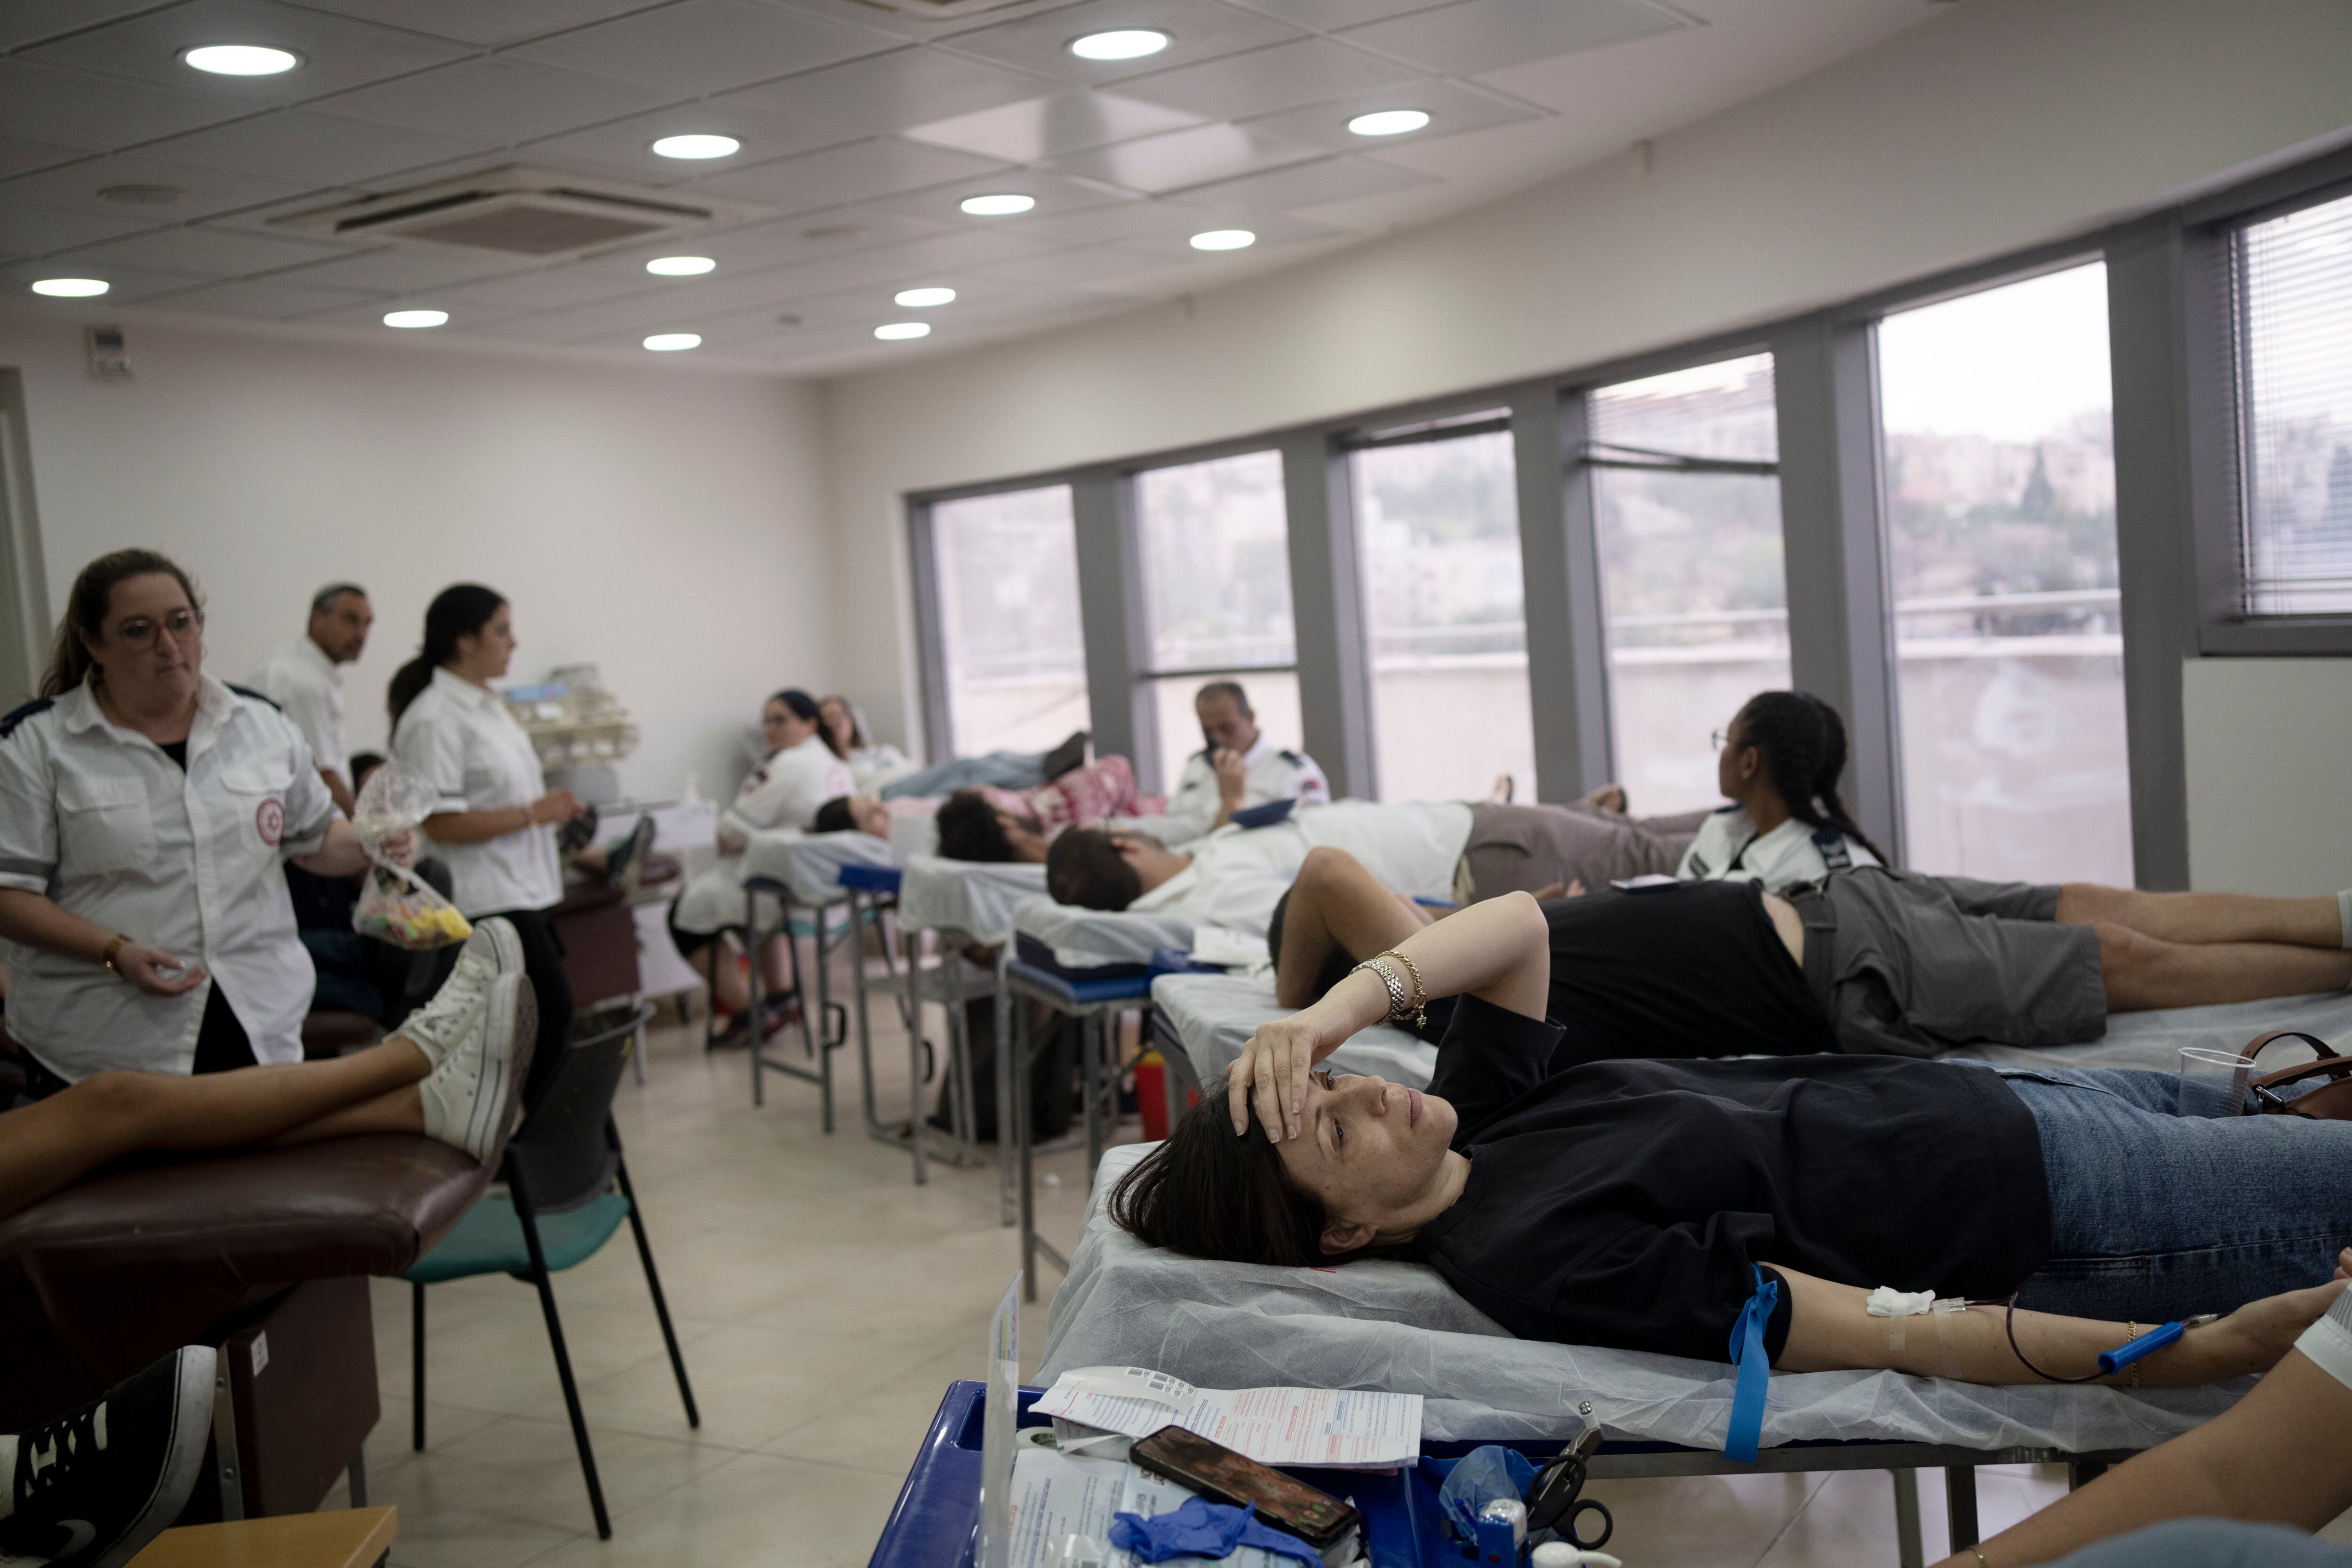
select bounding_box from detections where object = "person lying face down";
[1111,891,2352,1390]
[810,789,1054,862]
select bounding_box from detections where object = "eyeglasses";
[111,608,203,648]
[1710,728,1736,750]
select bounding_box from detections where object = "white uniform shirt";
[719,734,853,848]
[846,742,914,797]
[1159,733,1331,845]
[1132,800,1472,937]
[1675,805,1882,892]
[249,634,347,785]
[394,667,562,916]
[0,676,335,1081]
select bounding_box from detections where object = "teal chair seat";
[403,1193,633,1285]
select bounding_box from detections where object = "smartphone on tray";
[1128,1426,1361,1557]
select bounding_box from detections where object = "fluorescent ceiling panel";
[509,0,900,95]
[720,46,1055,136]
[901,91,1203,163]
[1046,122,1325,194]
[942,0,1303,84]
[1115,36,1422,121]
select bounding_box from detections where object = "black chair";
[400,1003,697,1539]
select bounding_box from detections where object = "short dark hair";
[1196,679,1250,713]
[311,582,366,614]
[812,796,856,835]
[935,790,1013,861]
[1111,1097,1334,1266]
[1046,828,1142,909]
[350,751,385,793]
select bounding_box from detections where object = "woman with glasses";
[0,549,401,1092]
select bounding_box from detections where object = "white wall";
[2183,659,2352,897]
[819,0,2352,755]
[0,311,833,802]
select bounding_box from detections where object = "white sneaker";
[397,917,524,1070]
[419,971,525,1163]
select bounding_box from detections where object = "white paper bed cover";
[1013,895,1196,970]
[899,855,1048,943]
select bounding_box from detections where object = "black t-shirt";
[160,739,188,770]
[1410,993,2051,1364]
[1398,882,1835,1064]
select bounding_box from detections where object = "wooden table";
[129,1507,396,1568]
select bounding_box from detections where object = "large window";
[1589,354,1788,814]
[1877,262,2130,883]
[926,485,1089,757]
[2233,186,2352,616]
[1132,451,1301,790]
[1351,423,1534,802]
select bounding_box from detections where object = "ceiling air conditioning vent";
[270,166,766,259]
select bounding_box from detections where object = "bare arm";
[290,817,387,877]
[422,789,580,846]
[1273,847,1436,1008]
[0,888,205,995]
[321,766,355,819]
[1232,889,1549,1139]
[1775,1265,2344,1385]
[1928,1349,2352,1566]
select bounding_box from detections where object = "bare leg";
[692,939,751,1013]
[2095,923,2352,1011]
[262,1087,424,1146]
[759,933,793,992]
[0,1036,431,1221]
[2057,883,2343,949]
[1274,848,1434,1008]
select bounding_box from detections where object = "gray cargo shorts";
[1454,801,1708,901]
[1789,867,2105,1058]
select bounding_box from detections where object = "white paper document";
[1006,1444,1290,1568]
[1032,1365,1422,1467]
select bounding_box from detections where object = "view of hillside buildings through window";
[1878,261,2130,884]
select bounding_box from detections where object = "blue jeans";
[2051,1520,2352,1568]
[1994,1067,2352,1320]
[879,749,1047,800]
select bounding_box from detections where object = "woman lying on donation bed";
[1112,889,2352,1387]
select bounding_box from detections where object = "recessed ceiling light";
[1070,28,1169,60]
[651,134,739,160]
[182,44,298,75]
[1189,229,1255,251]
[644,333,702,351]
[894,286,956,308]
[646,255,716,276]
[1348,109,1430,137]
[383,309,448,328]
[875,322,931,341]
[961,193,1035,217]
[30,278,108,297]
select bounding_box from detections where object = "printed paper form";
[1033,1365,1421,1467]
[1007,1445,1290,1568]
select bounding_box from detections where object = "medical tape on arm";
[1933,1298,1969,1380]
[1866,1287,1934,1358]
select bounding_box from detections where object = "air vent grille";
[270,166,766,261]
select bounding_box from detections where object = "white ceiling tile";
[964,242,1169,288]
[283,0,653,46]
[0,154,313,221]
[0,256,220,301]
[263,246,542,292]
[1167,150,1435,209]
[1105,205,1342,256]
[866,165,1134,225]
[289,295,525,332]
[26,0,475,103]
[141,111,493,187]
[554,208,956,283]
[941,0,1303,85]
[316,57,679,144]
[1115,36,1420,120]
[429,263,662,311]
[1045,121,1322,194]
[1238,76,1540,152]
[0,59,247,152]
[1,0,178,52]
[1337,0,1694,76]
[685,137,1010,213]
[902,91,1202,163]
[145,276,389,317]
[718,46,1056,136]
[509,0,899,94]
[448,310,623,343]
[1218,0,1454,27]
[520,101,858,183]
[0,200,168,256]
[58,223,352,277]
[0,135,88,179]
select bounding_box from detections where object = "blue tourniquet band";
[1725,1265,1778,1463]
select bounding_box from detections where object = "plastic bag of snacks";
[350,762,473,950]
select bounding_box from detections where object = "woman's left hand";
[1230,1013,1350,1141]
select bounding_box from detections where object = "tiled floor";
[314,973,2300,1568]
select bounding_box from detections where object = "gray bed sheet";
[1012,895,1196,969]
[899,855,1048,944]
[1152,972,2352,1092]
[1041,1145,2243,1454]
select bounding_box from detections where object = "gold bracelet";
[1370,947,1428,1026]
[101,932,130,974]
[2126,1322,2141,1389]
[1970,1548,1989,1568]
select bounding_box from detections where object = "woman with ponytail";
[389,585,582,1103]
[1678,690,1887,891]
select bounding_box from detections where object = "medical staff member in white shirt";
[249,582,372,815]
[668,689,853,1037]
[389,583,585,1104]
[0,550,401,1091]
[1158,680,1329,844]
[1678,689,1885,891]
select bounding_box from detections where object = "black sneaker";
[0,1345,215,1568]
[1040,730,1090,781]
[605,814,655,895]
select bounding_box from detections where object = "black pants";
[483,906,573,1113]
[20,981,254,1100]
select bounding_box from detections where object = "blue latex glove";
[1434,1445,1540,1539]
[1107,1497,1324,1568]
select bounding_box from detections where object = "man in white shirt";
[1159,681,1329,844]
[250,583,372,815]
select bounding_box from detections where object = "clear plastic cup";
[2180,1046,2255,1118]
